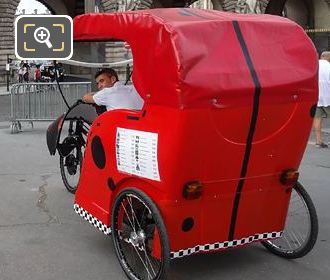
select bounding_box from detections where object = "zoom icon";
[15,15,73,60]
[34,27,53,48]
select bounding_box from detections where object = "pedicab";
[49,8,319,280]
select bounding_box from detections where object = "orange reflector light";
[183,181,203,200]
[280,169,299,186]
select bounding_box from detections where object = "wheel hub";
[65,154,78,175]
[130,230,146,247]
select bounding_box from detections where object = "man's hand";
[82,93,95,104]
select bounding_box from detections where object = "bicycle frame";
[46,101,97,156]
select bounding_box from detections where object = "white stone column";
[315,0,330,29]
[0,0,20,84]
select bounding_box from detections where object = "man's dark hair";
[95,68,119,81]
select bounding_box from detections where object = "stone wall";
[315,0,330,28]
[0,0,84,85]
[0,0,20,84]
[98,0,147,81]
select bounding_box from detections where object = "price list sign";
[116,128,160,181]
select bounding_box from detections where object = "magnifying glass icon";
[34,27,53,49]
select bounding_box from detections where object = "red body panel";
[73,8,318,255]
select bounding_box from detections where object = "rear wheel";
[59,145,83,194]
[112,188,170,280]
[262,182,318,259]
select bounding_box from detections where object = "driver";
[82,68,144,111]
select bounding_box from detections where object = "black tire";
[261,182,318,259]
[112,188,170,280]
[59,146,83,194]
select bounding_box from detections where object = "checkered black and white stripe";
[170,231,282,259]
[74,204,111,235]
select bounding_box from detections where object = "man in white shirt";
[313,51,330,148]
[82,68,144,111]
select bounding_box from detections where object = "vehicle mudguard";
[46,102,99,156]
[46,114,65,155]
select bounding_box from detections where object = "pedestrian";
[313,51,330,148]
[22,62,29,83]
[34,65,41,82]
[18,67,23,83]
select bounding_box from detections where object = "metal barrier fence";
[10,82,91,133]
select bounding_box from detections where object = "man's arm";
[82,92,95,104]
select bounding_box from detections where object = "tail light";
[183,181,203,200]
[280,169,299,186]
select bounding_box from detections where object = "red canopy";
[73,8,318,109]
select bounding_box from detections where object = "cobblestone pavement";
[0,118,330,280]
[0,95,10,122]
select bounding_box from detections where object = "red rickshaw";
[49,8,319,280]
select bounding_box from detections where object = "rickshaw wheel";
[112,188,170,280]
[261,182,318,259]
[59,146,83,194]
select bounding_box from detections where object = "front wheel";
[59,145,83,194]
[112,188,170,280]
[261,182,318,259]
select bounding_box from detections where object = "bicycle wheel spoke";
[127,196,142,230]
[113,190,169,280]
[263,183,318,258]
[292,230,302,245]
[282,234,293,250]
[141,243,157,276]
[121,201,136,232]
[132,242,154,279]
[120,237,136,268]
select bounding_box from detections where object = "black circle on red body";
[107,177,116,191]
[91,135,106,169]
[182,217,194,232]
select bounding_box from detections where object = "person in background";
[82,68,144,111]
[18,67,23,83]
[54,62,65,82]
[42,67,51,82]
[22,62,30,83]
[313,51,330,148]
[34,65,41,82]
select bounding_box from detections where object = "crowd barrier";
[10,82,91,133]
